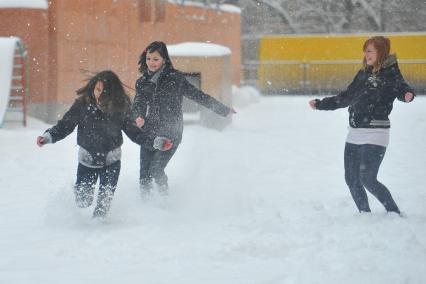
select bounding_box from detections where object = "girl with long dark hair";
[132,41,236,197]
[37,70,147,218]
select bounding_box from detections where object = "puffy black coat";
[47,96,146,165]
[132,66,230,143]
[315,55,414,128]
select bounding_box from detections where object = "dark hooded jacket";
[132,65,230,144]
[46,96,147,166]
[315,55,414,128]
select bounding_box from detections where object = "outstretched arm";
[312,70,362,110]
[180,76,232,117]
[37,99,81,146]
[392,66,415,102]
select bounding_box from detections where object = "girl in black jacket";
[132,41,235,196]
[37,70,146,218]
[309,36,415,215]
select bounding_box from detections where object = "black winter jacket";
[132,66,230,143]
[46,97,146,166]
[315,55,414,128]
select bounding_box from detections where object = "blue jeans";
[344,143,400,214]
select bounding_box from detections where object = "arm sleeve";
[122,110,145,144]
[180,76,230,117]
[46,99,81,143]
[315,71,361,110]
[122,108,155,148]
[391,66,415,102]
[131,79,149,120]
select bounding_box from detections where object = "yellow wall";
[258,33,426,93]
[260,33,426,61]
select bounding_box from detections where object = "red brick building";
[0,0,241,122]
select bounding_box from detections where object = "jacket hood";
[382,54,397,69]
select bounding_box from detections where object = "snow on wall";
[167,42,231,57]
[0,0,47,9]
[0,37,18,126]
[167,0,241,14]
[218,4,241,14]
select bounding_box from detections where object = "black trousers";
[75,161,121,217]
[344,143,400,214]
[139,144,178,188]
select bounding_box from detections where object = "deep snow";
[1,95,425,284]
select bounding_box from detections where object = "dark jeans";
[75,161,121,217]
[344,143,400,214]
[139,144,179,190]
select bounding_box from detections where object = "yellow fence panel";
[258,33,426,94]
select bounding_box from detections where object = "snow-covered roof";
[0,0,48,9]
[167,0,241,14]
[167,42,231,57]
[0,37,19,126]
[216,4,241,14]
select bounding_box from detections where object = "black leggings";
[344,143,400,214]
[75,161,121,217]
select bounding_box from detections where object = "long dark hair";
[76,70,130,114]
[362,36,391,73]
[138,41,174,74]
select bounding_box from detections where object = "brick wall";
[0,0,240,122]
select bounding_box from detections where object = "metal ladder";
[7,40,29,126]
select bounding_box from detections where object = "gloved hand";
[36,132,52,147]
[153,136,173,151]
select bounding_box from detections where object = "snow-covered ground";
[1,95,425,284]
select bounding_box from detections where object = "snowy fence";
[249,60,426,95]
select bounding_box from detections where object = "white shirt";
[346,127,390,147]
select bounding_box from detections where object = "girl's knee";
[345,174,357,188]
[359,172,377,189]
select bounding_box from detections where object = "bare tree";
[250,0,297,33]
[238,0,426,34]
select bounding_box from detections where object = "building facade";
[0,0,241,122]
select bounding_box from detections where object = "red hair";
[362,36,391,73]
